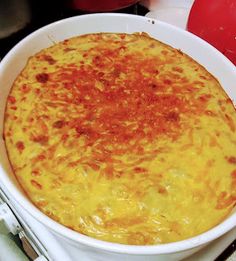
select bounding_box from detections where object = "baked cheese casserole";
[4,33,236,245]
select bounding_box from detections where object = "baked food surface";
[4,33,236,245]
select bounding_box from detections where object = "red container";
[70,0,139,12]
[187,0,236,65]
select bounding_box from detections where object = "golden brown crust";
[4,33,236,245]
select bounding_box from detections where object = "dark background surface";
[0,1,148,59]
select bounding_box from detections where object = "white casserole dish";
[0,13,236,261]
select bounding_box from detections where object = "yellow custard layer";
[4,33,236,245]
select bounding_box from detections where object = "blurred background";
[0,0,235,64]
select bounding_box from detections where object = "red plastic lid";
[187,0,236,65]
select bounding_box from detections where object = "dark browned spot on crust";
[165,112,180,122]
[8,96,16,104]
[32,135,49,145]
[42,55,56,64]
[31,179,42,189]
[53,120,65,129]
[64,47,76,52]
[36,73,49,83]
[16,141,25,152]
[227,156,236,164]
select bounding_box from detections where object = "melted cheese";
[4,33,236,245]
